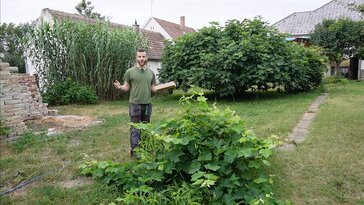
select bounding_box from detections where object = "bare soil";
[25,115,103,135]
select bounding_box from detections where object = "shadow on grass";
[153,87,322,104]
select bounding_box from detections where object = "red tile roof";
[141,29,165,60]
[153,17,196,40]
[41,8,165,60]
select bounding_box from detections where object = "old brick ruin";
[0,60,48,140]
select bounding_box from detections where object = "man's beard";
[138,61,146,67]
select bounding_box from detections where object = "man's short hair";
[137,48,147,53]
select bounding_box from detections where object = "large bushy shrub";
[80,94,290,204]
[159,19,327,96]
[26,20,147,100]
[42,78,98,106]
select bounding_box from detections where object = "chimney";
[133,19,140,33]
[180,16,185,31]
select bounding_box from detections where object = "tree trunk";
[335,60,342,77]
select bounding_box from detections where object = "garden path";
[278,93,329,151]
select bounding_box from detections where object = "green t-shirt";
[124,66,156,104]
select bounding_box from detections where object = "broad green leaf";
[262,160,271,166]
[238,148,253,158]
[192,179,204,186]
[198,151,212,161]
[188,160,201,174]
[224,150,237,164]
[248,161,261,169]
[253,178,267,184]
[201,179,216,187]
[191,171,206,181]
[259,148,273,158]
[204,164,220,171]
[97,161,110,169]
[168,150,184,163]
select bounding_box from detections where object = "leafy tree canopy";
[310,18,364,75]
[0,23,31,73]
[160,18,327,96]
[75,0,105,20]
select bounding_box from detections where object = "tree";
[310,18,364,76]
[347,1,364,14]
[160,19,326,96]
[356,4,364,13]
[0,23,31,73]
[75,0,105,20]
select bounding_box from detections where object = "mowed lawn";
[272,81,364,205]
[0,81,363,204]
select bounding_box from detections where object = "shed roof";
[273,0,363,36]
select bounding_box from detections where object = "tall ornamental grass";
[26,20,147,100]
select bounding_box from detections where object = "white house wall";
[143,18,173,41]
[359,59,364,80]
[148,60,161,83]
[26,10,53,76]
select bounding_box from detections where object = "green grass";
[272,81,364,204]
[0,82,362,204]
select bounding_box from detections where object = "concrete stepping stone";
[278,93,328,151]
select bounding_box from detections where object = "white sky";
[1,0,331,29]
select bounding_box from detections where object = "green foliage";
[348,2,364,14]
[11,132,44,153]
[28,183,120,205]
[310,18,364,75]
[0,117,10,137]
[80,94,289,204]
[26,20,147,100]
[0,23,31,73]
[75,0,105,20]
[160,19,327,96]
[358,4,364,13]
[42,78,98,106]
[323,76,348,84]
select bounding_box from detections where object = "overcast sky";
[1,0,331,28]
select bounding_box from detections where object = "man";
[113,49,157,157]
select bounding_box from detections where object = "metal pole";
[0,0,2,24]
[151,0,153,17]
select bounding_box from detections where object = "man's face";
[136,51,147,67]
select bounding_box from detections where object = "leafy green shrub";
[43,78,98,106]
[323,76,346,84]
[80,94,289,204]
[0,23,31,73]
[159,18,327,96]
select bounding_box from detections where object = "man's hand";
[113,80,122,90]
[113,80,130,92]
[151,85,157,93]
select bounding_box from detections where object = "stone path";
[279,93,329,151]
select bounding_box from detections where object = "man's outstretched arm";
[113,80,130,92]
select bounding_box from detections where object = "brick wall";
[0,60,48,139]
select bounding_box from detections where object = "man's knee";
[131,116,141,123]
[130,127,140,149]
